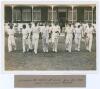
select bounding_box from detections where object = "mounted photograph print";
[3,2,96,71]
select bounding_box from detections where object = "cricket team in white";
[5,22,96,54]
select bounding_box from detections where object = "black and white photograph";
[4,2,96,71]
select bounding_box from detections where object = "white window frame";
[68,9,77,23]
[22,8,32,21]
[84,10,92,23]
[33,9,41,21]
[13,9,21,22]
[48,9,57,22]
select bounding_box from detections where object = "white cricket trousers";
[32,35,39,54]
[42,37,49,52]
[75,34,81,51]
[22,38,28,52]
[52,38,58,52]
[85,34,93,52]
[65,34,73,52]
[8,35,16,52]
[28,37,32,50]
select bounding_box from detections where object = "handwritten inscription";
[15,75,86,88]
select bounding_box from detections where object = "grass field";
[5,34,96,70]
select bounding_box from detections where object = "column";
[12,5,14,23]
[51,5,54,24]
[92,6,94,24]
[72,5,74,23]
[32,5,34,22]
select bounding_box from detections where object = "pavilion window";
[13,9,21,22]
[93,10,96,23]
[22,8,31,22]
[68,8,72,23]
[48,8,52,21]
[33,8,41,21]
[73,9,77,23]
[84,10,92,23]
[68,8,77,23]
[48,9,57,22]
[53,10,57,22]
